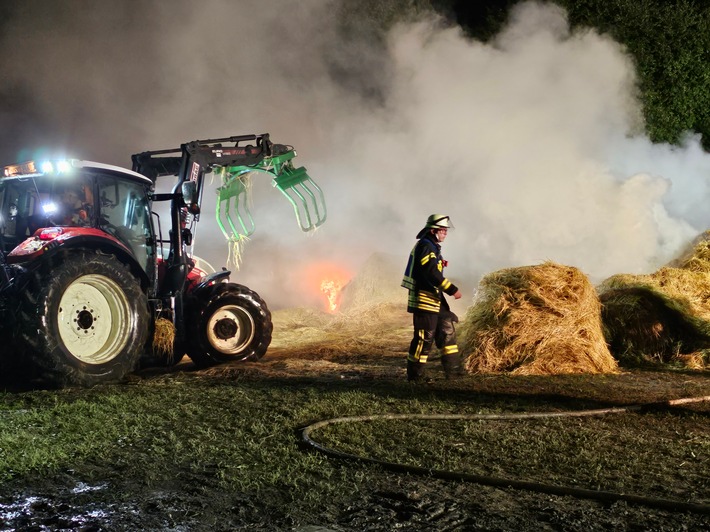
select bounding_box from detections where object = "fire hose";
[301,396,710,515]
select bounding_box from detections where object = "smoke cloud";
[1,0,709,311]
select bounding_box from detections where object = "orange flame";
[304,261,350,312]
[320,279,343,312]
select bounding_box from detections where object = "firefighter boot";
[407,360,430,383]
[441,354,463,380]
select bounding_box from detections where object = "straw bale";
[665,230,710,272]
[151,317,177,364]
[599,268,710,321]
[460,262,617,375]
[597,263,710,368]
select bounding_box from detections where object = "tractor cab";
[0,159,155,277]
[0,161,92,252]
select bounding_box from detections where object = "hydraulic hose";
[301,396,710,515]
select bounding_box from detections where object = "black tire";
[186,283,272,367]
[17,250,150,387]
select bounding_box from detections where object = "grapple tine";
[302,178,327,228]
[216,170,255,240]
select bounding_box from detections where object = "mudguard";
[189,270,231,297]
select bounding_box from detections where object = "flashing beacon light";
[2,159,74,178]
[3,161,38,177]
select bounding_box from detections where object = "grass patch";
[314,413,709,502]
[0,372,708,527]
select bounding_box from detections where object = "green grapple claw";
[271,164,327,232]
[215,147,326,242]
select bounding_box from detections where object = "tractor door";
[0,177,47,252]
[96,174,155,277]
[0,178,29,253]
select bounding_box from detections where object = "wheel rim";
[206,304,255,355]
[57,274,132,364]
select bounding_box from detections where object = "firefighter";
[402,214,462,382]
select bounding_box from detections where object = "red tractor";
[0,134,326,387]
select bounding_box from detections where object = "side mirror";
[181,181,201,215]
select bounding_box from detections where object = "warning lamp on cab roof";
[2,159,75,178]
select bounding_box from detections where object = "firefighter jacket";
[401,233,459,314]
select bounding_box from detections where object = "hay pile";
[271,253,410,359]
[665,229,710,271]
[597,234,710,368]
[271,302,409,359]
[338,252,403,312]
[460,262,617,375]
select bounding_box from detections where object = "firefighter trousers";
[407,311,459,380]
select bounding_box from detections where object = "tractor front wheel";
[186,283,272,367]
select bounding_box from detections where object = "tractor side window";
[97,175,153,273]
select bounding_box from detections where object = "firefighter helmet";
[417,214,453,238]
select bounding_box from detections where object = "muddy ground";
[0,309,709,531]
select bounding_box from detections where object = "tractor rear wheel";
[186,283,272,367]
[18,251,149,387]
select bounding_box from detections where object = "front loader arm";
[131,134,273,181]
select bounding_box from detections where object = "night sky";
[0,0,519,166]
